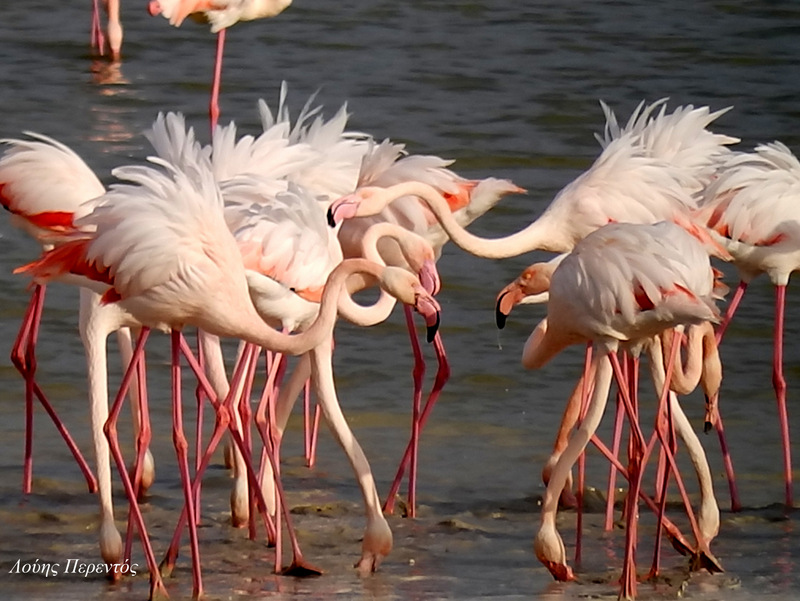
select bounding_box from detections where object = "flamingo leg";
[603,393,625,530]
[170,330,203,600]
[535,349,613,582]
[160,337,277,577]
[194,331,206,522]
[209,29,226,131]
[772,284,793,508]
[574,343,593,567]
[90,0,105,55]
[715,280,747,344]
[249,346,321,576]
[707,400,741,512]
[384,312,450,517]
[124,357,151,564]
[383,305,426,515]
[102,327,169,601]
[12,284,97,495]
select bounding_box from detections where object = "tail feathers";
[14,239,116,294]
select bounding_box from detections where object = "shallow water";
[0,1,800,600]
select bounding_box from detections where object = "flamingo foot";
[159,554,177,579]
[281,559,323,577]
[665,530,695,557]
[690,548,724,574]
[149,576,170,601]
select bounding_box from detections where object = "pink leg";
[170,330,203,600]
[715,280,747,345]
[709,407,742,512]
[308,404,321,468]
[603,394,625,530]
[609,352,650,601]
[12,284,97,495]
[209,29,226,132]
[384,324,450,517]
[383,305,426,516]
[255,349,287,544]
[574,344,593,566]
[773,285,793,508]
[303,379,316,466]
[90,0,105,55]
[194,332,206,522]
[161,338,280,577]
[649,395,677,580]
[589,431,698,558]
[124,358,151,564]
[102,328,168,600]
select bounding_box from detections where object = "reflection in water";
[87,60,138,154]
[89,59,128,87]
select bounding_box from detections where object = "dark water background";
[0,1,799,599]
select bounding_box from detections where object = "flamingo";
[16,143,441,597]
[521,221,722,599]
[495,257,730,564]
[495,254,741,519]
[91,0,123,61]
[696,140,800,509]
[328,99,737,259]
[336,136,524,516]
[147,0,293,129]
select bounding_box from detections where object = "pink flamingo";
[495,257,729,569]
[522,221,722,599]
[17,147,441,597]
[91,0,123,61]
[147,0,293,129]
[336,137,524,516]
[697,140,800,509]
[0,131,165,575]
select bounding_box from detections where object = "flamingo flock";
[3,4,798,601]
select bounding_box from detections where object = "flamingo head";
[327,187,387,227]
[379,266,441,342]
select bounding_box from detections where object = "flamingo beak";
[326,196,359,228]
[414,292,441,343]
[495,282,526,329]
[418,259,441,296]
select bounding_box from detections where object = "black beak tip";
[426,313,440,343]
[326,208,336,228]
[495,305,507,330]
[703,421,712,434]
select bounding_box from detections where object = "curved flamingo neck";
[370,181,571,258]
[233,258,385,355]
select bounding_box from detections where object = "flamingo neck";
[375,181,571,258]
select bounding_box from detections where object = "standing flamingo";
[147,0,293,129]
[696,140,800,509]
[522,221,722,599]
[0,131,165,575]
[91,0,123,61]
[336,136,524,516]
